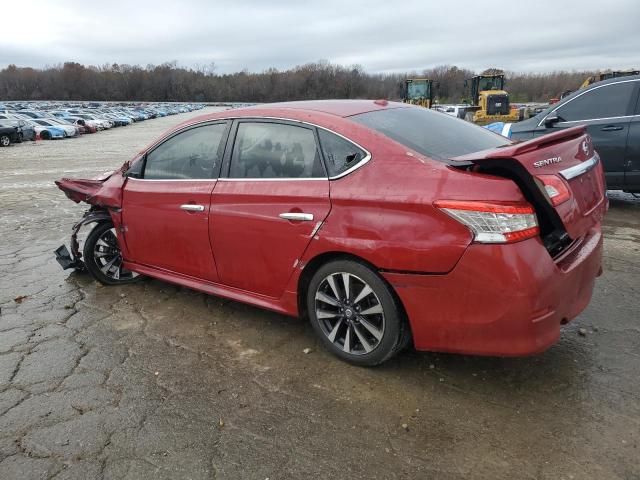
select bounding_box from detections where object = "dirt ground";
[0,108,639,480]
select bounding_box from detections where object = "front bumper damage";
[54,208,112,271]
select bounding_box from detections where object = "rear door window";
[144,123,227,180]
[555,81,637,122]
[229,122,325,178]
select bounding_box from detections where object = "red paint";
[383,226,603,356]
[56,100,607,356]
[122,179,219,281]
[209,179,331,297]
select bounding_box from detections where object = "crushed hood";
[55,165,127,208]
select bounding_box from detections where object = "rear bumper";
[383,227,603,356]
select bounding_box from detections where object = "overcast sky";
[1,0,638,74]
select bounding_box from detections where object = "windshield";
[407,81,430,99]
[477,76,504,91]
[351,106,510,161]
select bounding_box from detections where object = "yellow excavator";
[402,78,435,108]
[580,69,639,89]
[462,74,520,125]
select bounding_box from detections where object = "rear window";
[350,107,509,161]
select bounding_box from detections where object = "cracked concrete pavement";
[1,108,639,479]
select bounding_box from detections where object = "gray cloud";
[1,0,638,73]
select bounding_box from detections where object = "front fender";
[54,208,114,270]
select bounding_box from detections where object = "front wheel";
[83,222,141,285]
[307,259,408,366]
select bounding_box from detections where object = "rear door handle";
[180,204,205,212]
[279,212,314,221]
[601,125,623,131]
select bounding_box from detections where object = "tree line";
[0,61,596,104]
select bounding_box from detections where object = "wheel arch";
[296,251,410,333]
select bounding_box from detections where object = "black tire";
[0,134,10,147]
[40,130,51,140]
[16,133,23,143]
[83,222,141,286]
[307,259,407,366]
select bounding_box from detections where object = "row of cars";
[0,102,204,147]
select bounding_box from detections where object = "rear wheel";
[83,222,140,285]
[0,134,10,147]
[307,259,407,366]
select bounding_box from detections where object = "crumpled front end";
[55,166,125,208]
[54,165,128,271]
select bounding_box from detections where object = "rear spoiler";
[451,125,587,161]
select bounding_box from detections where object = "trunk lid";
[452,125,607,244]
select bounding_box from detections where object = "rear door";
[210,120,330,297]
[624,85,640,191]
[537,79,639,189]
[122,122,228,281]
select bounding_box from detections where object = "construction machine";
[580,69,639,89]
[402,78,435,108]
[462,74,520,125]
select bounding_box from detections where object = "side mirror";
[124,156,144,178]
[544,115,561,128]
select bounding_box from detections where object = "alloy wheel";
[92,227,138,282]
[314,272,385,355]
[0,135,10,147]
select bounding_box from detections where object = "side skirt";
[123,261,299,317]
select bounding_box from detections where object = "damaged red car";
[55,100,607,366]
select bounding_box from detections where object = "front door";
[122,122,228,281]
[536,80,638,189]
[210,120,331,297]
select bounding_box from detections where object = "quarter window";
[318,129,366,177]
[555,81,637,122]
[229,122,325,178]
[144,123,227,180]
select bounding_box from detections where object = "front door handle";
[279,212,314,221]
[601,125,623,132]
[180,204,205,212]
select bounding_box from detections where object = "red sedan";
[55,100,607,365]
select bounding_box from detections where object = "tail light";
[536,175,571,206]
[434,200,539,244]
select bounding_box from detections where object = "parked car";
[0,119,36,141]
[32,119,77,137]
[65,114,106,130]
[434,104,470,118]
[12,110,52,119]
[64,117,97,134]
[24,119,66,139]
[0,125,19,146]
[54,100,607,366]
[506,75,640,193]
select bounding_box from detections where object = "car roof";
[589,73,640,86]
[560,74,640,103]
[173,100,407,133]
[520,73,640,125]
[241,99,403,118]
